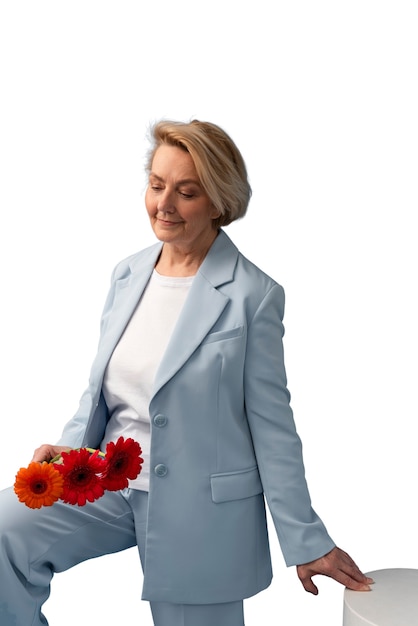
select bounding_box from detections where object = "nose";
[157,189,175,214]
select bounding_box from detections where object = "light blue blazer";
[57,229,335,604]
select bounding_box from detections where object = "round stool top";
[343,568,418,626]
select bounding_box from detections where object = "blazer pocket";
[201,325,244,346]
[210,466,263,503]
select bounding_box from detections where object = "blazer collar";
[195,229,238,287]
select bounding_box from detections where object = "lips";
[157,218,182,225]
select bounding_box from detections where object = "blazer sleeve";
[55,245,159,449]
[244,283,336,566]
[54,262,125,448]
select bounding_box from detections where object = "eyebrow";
[149,173,201,186]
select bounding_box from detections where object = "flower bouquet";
[14,437,143,509]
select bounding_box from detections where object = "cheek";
[145,191,155,216]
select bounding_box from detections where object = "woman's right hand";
[31,444,72,463]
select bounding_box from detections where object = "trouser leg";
[150,600,245,626]
[0,486,139,626]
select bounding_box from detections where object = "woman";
[0,120,372,626]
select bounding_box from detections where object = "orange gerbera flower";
[14,462,64,509]
[55,448,106,506]
[101,437,143,491]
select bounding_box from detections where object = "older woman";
[0,120,372,626]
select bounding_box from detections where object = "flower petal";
[14,462,64,509]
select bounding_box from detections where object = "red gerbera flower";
[101,437,143,491]
[14,462,64,509]
[54,448,106,506]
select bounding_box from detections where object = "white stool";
[343,568,418,625]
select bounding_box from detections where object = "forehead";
[150,145,198,180]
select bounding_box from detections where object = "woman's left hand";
[296,546,374,595]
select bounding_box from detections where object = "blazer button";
[154,464,168,477]
[153,414,168,428]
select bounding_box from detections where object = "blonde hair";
[146,119,251,227]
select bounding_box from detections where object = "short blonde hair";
[146,120,251,227]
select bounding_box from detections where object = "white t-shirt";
[100,269,193,491]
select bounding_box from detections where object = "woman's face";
[145,145,219,251]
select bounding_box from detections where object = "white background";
[0,1,417,624]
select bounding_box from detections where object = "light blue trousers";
[0,486,244,626]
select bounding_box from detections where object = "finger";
[299,575,319,595]
[331,568,373,592]
[32,444,72,463]
[31,445,55,463]
[297,567,319,595]
[339,556,374,587]
[341,565,374,590]
[330,548,374,587]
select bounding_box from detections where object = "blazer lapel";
[94,243,163,375]
[152,230,238,396]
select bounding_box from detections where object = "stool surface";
[343,568,418,626]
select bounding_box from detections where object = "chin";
[152,228,178,243]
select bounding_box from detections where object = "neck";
[155,231,218,277]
